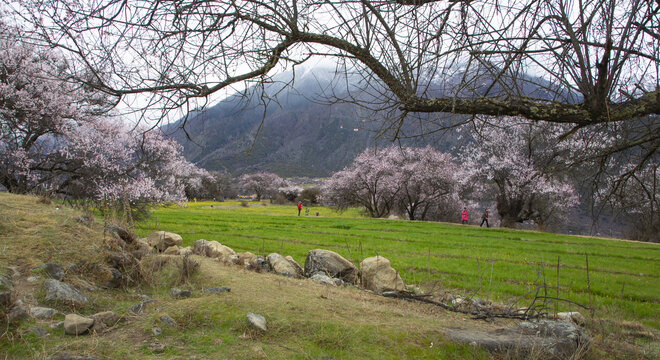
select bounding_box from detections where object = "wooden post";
[586,253,594,317]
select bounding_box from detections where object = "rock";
[43,279,89,306]
[30,326,49,337]
[205,241,236,261]
[360,256,406,293]
[445,320,590,360]
[285,256,304,275]
[246,312,267,332]
[163,245,181,255]
[178,247,193,256]
[50,321,64,329]
[168,287,192,298]
[152,326,162,336]
[44,263,66,280]
[93,265,123,289]
[73,279,98,292]
[30,306,60,320]
[64,314,94,335]
[148,342,166,353]
[8,305,29,323]
[0,291,11,308]
[109,226,135,244]
[267,253,304,278]
[249,256,272,273]
[202,286,231,294]
[158,315,177,327]
[47,354,97,360]
[129,299,157,314]
[193,239,210,256]
[238,252,258,267]
[91,311,118,333]
[557,312,586,326]
[27,276,40,283]
[303,249,359,285]
[310,274,336,286]
[147,231,183,252]
[134,238,152,255]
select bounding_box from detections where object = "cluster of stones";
[144,231,407,294]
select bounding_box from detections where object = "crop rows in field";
[135,202,660,329]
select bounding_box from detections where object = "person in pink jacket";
[461,207,468,224]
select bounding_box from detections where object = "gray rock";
[50,321,64,329]
[47,354,97,360]
[63,314,94,335]
[251,256,272,273]
[43,279,88,306]
[445,320,590,360]
[30,326,49,337]
[309,274,336,286]
[148,342,166,353]
[158,315,177,327]
[267,253,304,278]
[202,286,231,294]
[91,311,118,333]
[246,312,267,332]
[303,249,359,285]
[193,239,209,255]
[129,299,157,314]
[152,326,162,336]
[8,305,29,323]
[30,306,60,320]
[168,287,192,298]
[44,263,66,280]
[27,276,40,283]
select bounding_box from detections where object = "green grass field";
[135,201,660,330]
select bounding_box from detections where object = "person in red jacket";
[297,201,302,216]
[461,207,468,224]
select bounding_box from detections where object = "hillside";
[163,66,462,177]
[2,193,659,359]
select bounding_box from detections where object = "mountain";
[163,66,461,177]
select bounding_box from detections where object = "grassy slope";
[1,193,493,359]
[136,201,660,330]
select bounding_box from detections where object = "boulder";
[206,241,236,261]
[309,273,335,286]
[249,256,272,273]
[8,305,29,323]
[202,286,231,294]
[44,263,65,281]
[91,311,118,333]
[129,299,157,314]
[360,256,406,293]
[267,253,303,278]
[193,239,209,256]
[303,249,359,285]
[285,256,304,275]
[30,326,49,338]
[163,245,181,255]
[63,314,94,335]
[445,320,590,360]
[168,287,192,298]
[92,265,123,289]
[147,231,183,252]
[158,315,177,327]
[246,312,267,332]
[43,279,88,306]
[30,306,60,320]
[238,252,257,267]
[178,247,193,256]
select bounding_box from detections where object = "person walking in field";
[461,207,468,224]
[480,209,489,228]
[297,201,302,216]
